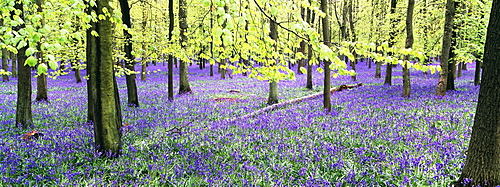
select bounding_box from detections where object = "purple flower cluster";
[0,61,479,186]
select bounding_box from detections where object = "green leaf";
[17,40,27,49]
[25,47,36,56]
[316,67,323,73]
[37,63,48,74]
[48,60,58,70]
[299,67,307,74]
[25,56,38,67]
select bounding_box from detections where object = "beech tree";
[454,0,500,185]
[321,0,331,111]
[436,0,456,96]
[402,0,414,97]
[35,0,48,102]
[178,0,192,94]
[384,0,398,85]
[167,0,174,100]
[88,0,122,157]
[14,0,32,128]
[267,17,279,105]
[1,19,8,82]
[119,0,140,106]
[1,48,7,82]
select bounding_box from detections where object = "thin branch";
[252,0,309,41]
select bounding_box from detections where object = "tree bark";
[86,1,97,123]
[454,0,500,185]
[306,49,313,90]
[91,0,122,157]
[375,60,381,78]
[305,1,315,90]
[14,0,32,128]
[73,62,82,83]
[2,47,8,82]
[35,67,48,101]
[267,81,278,105]
[140,4,147,81]
[457,61,463,78]
[267,18,279,105]
[321,0,331,112]
[167,0,174,100]
[384,0,398,86]
[402,0,414,98]
[297,7,307,75]
[347,1,357,81]
[209,4,214,77]
[1,19,8,82]
[11,52,17,78]
[436,0,456,96]
[178,0,192,94]
[474,59,481,85]
[447,2,458,91]
[119,0,139,107]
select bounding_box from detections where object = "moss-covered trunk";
[14,0,32,128]
[178,0,192,94]
[436,0,456,96]
[90,0,122,157]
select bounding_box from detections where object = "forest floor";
[0,61,479,186]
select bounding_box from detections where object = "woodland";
[0,0,499,186]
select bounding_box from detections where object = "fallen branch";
[224,83,362,123]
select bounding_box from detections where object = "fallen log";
[224,83,362,123]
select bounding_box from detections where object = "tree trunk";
[35,68,48,101]
[306,47,313,90]
[384,0,398,85]
[178,0,192,94]
[14,1,32,128]
[402,0,414,98]
[74,63,82,83]
[321,0,332,112]
[447,3,458,91]
[141,62,147,81]
[1,19,8,82]
[2,47,8,82]
[140,4,147,81]
[297,6,307,75]
[91,0,122,157]
[454,0,500,185]
[305,1,314,90]
[436,0,456,96]
[474,59,481,85]
[119,0,139,107]
[86,1,97,123]
[209,6,214,77]
[11,51,17,78]
[348,1,357,81]
[375,61,381,78]
[267,81,278,105]
[167,0,174,100]
[457,61,463,78]
[267,17,279,105]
